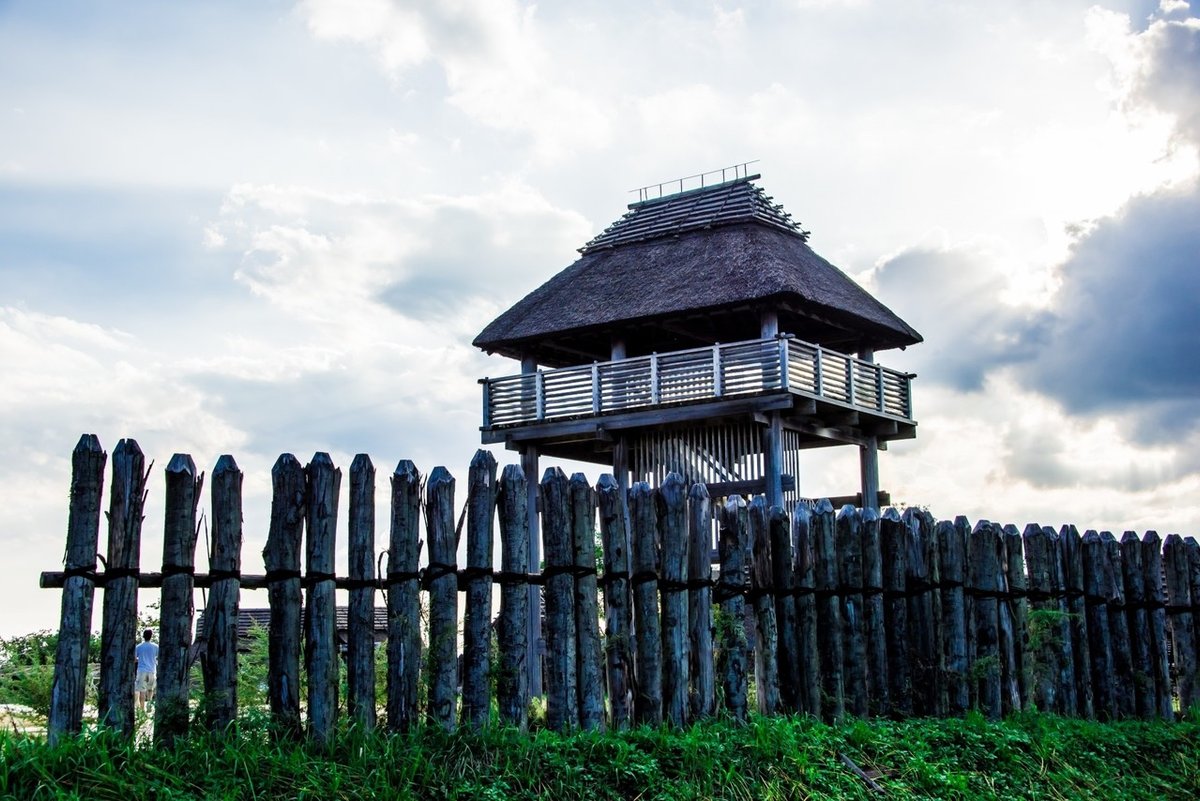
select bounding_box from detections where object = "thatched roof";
[475,176,922,367]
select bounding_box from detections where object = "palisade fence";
[41,435,1200,748]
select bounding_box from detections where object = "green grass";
[1,712,1197,800]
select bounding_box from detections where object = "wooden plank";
[881,508,911,717]
[770,504,801,714]
[542,467,578,731]
[750,498,780,716]
[688,483,715,720]
[659,473,690,727]
[305,453,341,746]
[347,454,377,732]
[1102,531,1134,719]
[425,466,458,731]
[903,508,935,715]
[462,451,497,729]
[497,464,529,730]
[1048,527,1079,715]
[1120,531,1155,719]
[1082,530,1115,720]
[49,434,107,745]
[717,496,750,722]
[862,507,887,718]
[793,503,822,717]
[969,521,1001,720]
[387,460,422,732]
[812,499,844,722]
[1060,525,1092,718]
[630,481,662,725]
[837,505,867,717]
[1142,531,1173,720]
[1164,534,1198,712]
[571,472,605,731]
[97,439,146,739]
[155,454,202,747]
[1002,524,1031,713]
[1023,524,1058,713]
[203,454,243,734]
[597,474,633,728]
[996,525,1019,715]
[938,518,967,716]
[264,453,304,740]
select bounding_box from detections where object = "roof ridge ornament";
[630,161,760,205]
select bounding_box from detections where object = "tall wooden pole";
[425,466,458,730]
[203,455,243,734]
[541,467,577,731]
[49,434,106,744]
[305,452,341,746]
[598,474,634,729]
[463,451,497,729]
[571,472,605,730]
[687,483,714,720]
[659,473,689,727]
[497,464,529,729]
[347,454,376,731]
[264,454,304,740]
[387,460,422,732]
[857,347,879,510]
[630,482,662,725]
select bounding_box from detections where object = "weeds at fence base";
[2,711,1197,801]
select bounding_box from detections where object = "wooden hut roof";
[474,176,922,366]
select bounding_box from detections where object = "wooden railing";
[482,336,914,428]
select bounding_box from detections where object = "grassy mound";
[2,712,1197,800]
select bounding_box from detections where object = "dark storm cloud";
[1020,183,1200,440]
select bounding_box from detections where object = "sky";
[0,0,1197,638]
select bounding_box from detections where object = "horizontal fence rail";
[481,336,915,428]
[42,437,1200,748]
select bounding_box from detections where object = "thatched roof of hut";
[474,176,922,367]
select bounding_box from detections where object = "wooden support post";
[155,454,201,747]
[717,496,750,722]
[521,446,543,698]
[793,503,822,717]
[812,499,844,722]
[1164,534,1199,713]
[305,453,341,746]
[630,481,663,725]
[763,413,784,509]
[347,454,376,732]
[1023,524,1057,713]
[1082,530,1115,720]
[264,453,304,740]
[1142,531,1173,720]
[937,519,968,715]
[770,504,800,714]
[541,468,577,731]
[425,466,458,731]
[659,473,690,727]
[1120,531,1155,719]
[957,516,976,708]
[749,498,780,716]
[203,455,243,734]
[995,525,1019,715]
[598,474,634,729]
[881,508,911,718]
[903,508,935,715]
[463,451,497,729]
[1060,525,1092,718]
[387,460,422,732]
[98,438,146,739]
[497,464,529,730]
[1049,527,1079,715]
[688,483,714,720]
[862,507,887,718]
[1002,525,1031,713]
[837,505,867,717]
[49,434,107,744]
[859,439,879,511]
[1102,531,1134,718]
[969,521,1001,720]
[571,472,605,731]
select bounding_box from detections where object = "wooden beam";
[706,475,796,499]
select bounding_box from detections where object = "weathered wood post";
[837,505,867,717]
[1048,527,1079,715]
[305,452,341,745]
[969,521,1001,720]
[630,481,662,725]
[264,453,305,740]
[387,460,422,732]
[922,510,946,715]
[203,455,243,733]
[881,507,911,717]
[1002,524,1031,713]
[1189,538,1200,708]
[902,508,934,715]
[497,464,529,729]
[1060,524,1092,718]
[812,499,844,722]
[347,454,376,731]
[98,438,147,738]
[750,497,780,716]
[861,507,887,718]
[1082,530,1115,720]
[716,495,750,722]
[957,516,976,707]
[688,483,714,720]
[937,518,967,716]
[770,504,801,714]
[155,454,201,746]
[1023,524,1057,713]
[793,503,822,717]
[597,474,633,729]
[1120,531,1155,719]
[462,451,497,729]
[541,467,577,731]
[1164,534,1198,713]
[1142,531,1173,720]
[1102,531,1134,718]
[995,525,1019,715]
[571,472,605,731]
[658,473,690,727]
[425,466,458,731]
[49,434,107,744]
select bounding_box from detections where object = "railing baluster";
[650,353,660,405]
[846,358,855,407]
[875,364,884,412]
[814,346,823,398]
[481,379,492,428]
[536,371,546,421]
[713,344,723,397]
[778,338,789,391]
[592,362,601,414]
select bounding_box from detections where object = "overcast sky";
[1,0,1197,638]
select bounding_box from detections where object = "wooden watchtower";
[475,165,922,508]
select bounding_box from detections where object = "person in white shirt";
[134,629,159,711]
